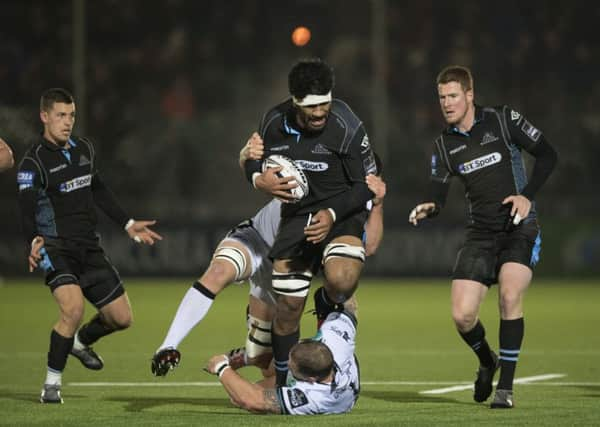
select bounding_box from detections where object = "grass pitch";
[0,277,598,426]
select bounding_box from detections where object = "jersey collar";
[40,134,77,151]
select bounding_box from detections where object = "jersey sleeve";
[17,156,44,244]
[502,106,544,152]
[426,138,452,211]
[324,126,375,220]
[276,386,314,415]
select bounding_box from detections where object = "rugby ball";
[262,154,309,201]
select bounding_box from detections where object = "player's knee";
[499,289,522,312]
[452,308,477,331]
[105,310,133,330]
[323,269,358,302]
[60,302,85,328]
[211,245,249,283]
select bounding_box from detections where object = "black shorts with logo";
[269,210,368,274]
[39,237,124,308]
[452,221,542,286]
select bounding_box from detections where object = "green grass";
[1,278,599,426]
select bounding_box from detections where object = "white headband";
[292,91,332,107]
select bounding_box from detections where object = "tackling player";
[17,88,162,404]
[205,289,360,415]
[409,66,557,408]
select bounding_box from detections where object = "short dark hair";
[436,65,474,92]
[288,58,335,100]
[290,340,334,381]
[40,88,74,112]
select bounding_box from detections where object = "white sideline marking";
[420,373,565,395]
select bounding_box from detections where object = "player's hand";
[205,354,230,376]
[305,209,334,243]
[28,236,45,272]
[254,167,298,202]
[239,132,265,168]
[408,202,436,226]
[366,174,386,206]
[502,194,531,225]
[126,220,163,245]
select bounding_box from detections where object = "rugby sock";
[46,329,73,385]
[272,329,300,386]
[158,282,215,350]
[497,317,524,390]
[459,320,495,367]
[78,313,114,346]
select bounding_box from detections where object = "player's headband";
[292,91,332,107]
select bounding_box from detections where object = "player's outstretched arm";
[408,202,437,226]
[205,354,282,414]
[125,219,163,245]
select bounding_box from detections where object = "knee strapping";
[246,315,272,358]
[322,243,366,264]
[213,246,247,281]
[272,270,313,298]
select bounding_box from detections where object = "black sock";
[48,329,74,372]
[272,329,300,386]
[459,320,495,367]
[78,314,114,346]
[497,317,524,390]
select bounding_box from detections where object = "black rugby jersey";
[17,135,129,245]
[429,105,548,231]
[245,99,376,219]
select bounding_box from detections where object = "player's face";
[438,82,473,127]
[295,102,331,132]
[41,102,76,145]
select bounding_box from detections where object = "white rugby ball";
[262,154,309,202]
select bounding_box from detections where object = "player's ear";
[40,110,49,124]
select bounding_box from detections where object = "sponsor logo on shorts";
[458,152,502,174]
[449,144,467,155]
[59,174,92,193]
[17,171,35,190]
[271,145,289,152]
[295,160,328,171]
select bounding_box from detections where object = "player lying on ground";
[151,137,385,375]
[205,288,360,415]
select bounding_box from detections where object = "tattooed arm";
[206,354,282,414]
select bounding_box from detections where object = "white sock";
[72,331,85,351]
[158,286,214,351]
[45,368,62,386]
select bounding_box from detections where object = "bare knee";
[323,264,360,303]
[199,260,235,294]
[452,307,478,332]
[60,302,85,330]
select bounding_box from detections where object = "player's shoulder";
[330,99,362,130]
[482,104,523,121]
[260,99,292,132]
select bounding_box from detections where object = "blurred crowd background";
[1,0,599,276]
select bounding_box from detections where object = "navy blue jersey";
[17,135,129,245]
[248,99,376,220]
[430,105,544,231]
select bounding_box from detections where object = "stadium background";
[1,0,599,278]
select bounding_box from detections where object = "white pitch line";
[420,373,566,395]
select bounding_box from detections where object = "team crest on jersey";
[17,171,35,190]
[312,143,332,155]
[59,174,92,193]
[521,121,541,142]
[287,388,309,408]
[511,110,521,121]
[458,152,502,174]
[295,160,329,172]
[480,132,499,145]
[79,154,91,166]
